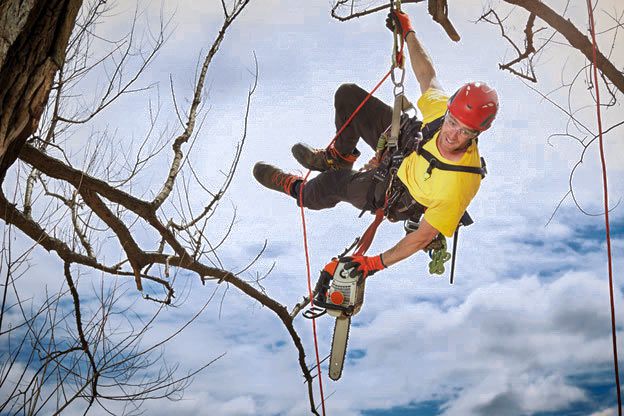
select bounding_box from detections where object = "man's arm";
[341,219,440,279]
[404,31,443,94]
[381,218,440,267]
[389,11,443,94]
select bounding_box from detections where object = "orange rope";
[298,198,327,415]
[585,1,621,413]
[297,57,400,414]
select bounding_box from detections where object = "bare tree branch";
[331,0,424,22]
[63,262,99,407]
[152,0,252,209]
[479,9,538,82]
[329,0,459,41]
[503,0,624,92]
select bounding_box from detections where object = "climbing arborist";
[253,10,499,279]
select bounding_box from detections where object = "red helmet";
[447,82,499,131]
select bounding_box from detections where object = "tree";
[1,1,324,414]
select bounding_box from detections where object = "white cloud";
[441,372,587,415]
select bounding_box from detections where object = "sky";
[2,0,624,415]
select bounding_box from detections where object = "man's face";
[438,113,480,154]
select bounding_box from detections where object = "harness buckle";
[404,219,419,234]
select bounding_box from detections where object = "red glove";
[343,254,387,279]
[386,10,414,40]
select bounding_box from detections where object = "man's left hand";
[342,254,386,279]
[385,10,414,40]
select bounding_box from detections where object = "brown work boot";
[291,143,359,172]
[253,162,302,197]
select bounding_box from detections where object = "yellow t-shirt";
[396,88,482,237]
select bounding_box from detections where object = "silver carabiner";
[390,60,406,91]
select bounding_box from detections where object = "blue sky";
[1,0,623,415]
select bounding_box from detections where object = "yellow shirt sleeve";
[417,88,448,124]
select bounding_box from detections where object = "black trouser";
[300,84,393,211]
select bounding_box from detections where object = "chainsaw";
[304,258,366,381]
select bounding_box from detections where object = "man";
[253,10,499,279]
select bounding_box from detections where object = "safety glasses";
[444,113,480,139]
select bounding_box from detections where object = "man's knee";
[334,83,364,111]
[301,170,347,210]
[300,191,339,211]
[291,180,338,211]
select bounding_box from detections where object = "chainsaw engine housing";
[324,260,366,318]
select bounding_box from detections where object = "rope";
[296,67,393,414]
[298,199,327,416]
[296,17,406,412]
[294,2,406,410]
[324,68,396,154]
[585,1,621,413]
[428,238,450,275]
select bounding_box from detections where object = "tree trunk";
[0,0,83,181]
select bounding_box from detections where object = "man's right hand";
[342,254,386,280]
[386,10,414,40]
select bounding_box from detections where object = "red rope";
[585,1,621,413]
[326,67,397,152]
[298,199,327,415]
[297,60,399,414]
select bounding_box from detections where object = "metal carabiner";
[390,0,404,78]
[392,72,405,97]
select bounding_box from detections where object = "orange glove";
[386,10,414,40]
[342,254,386,279]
